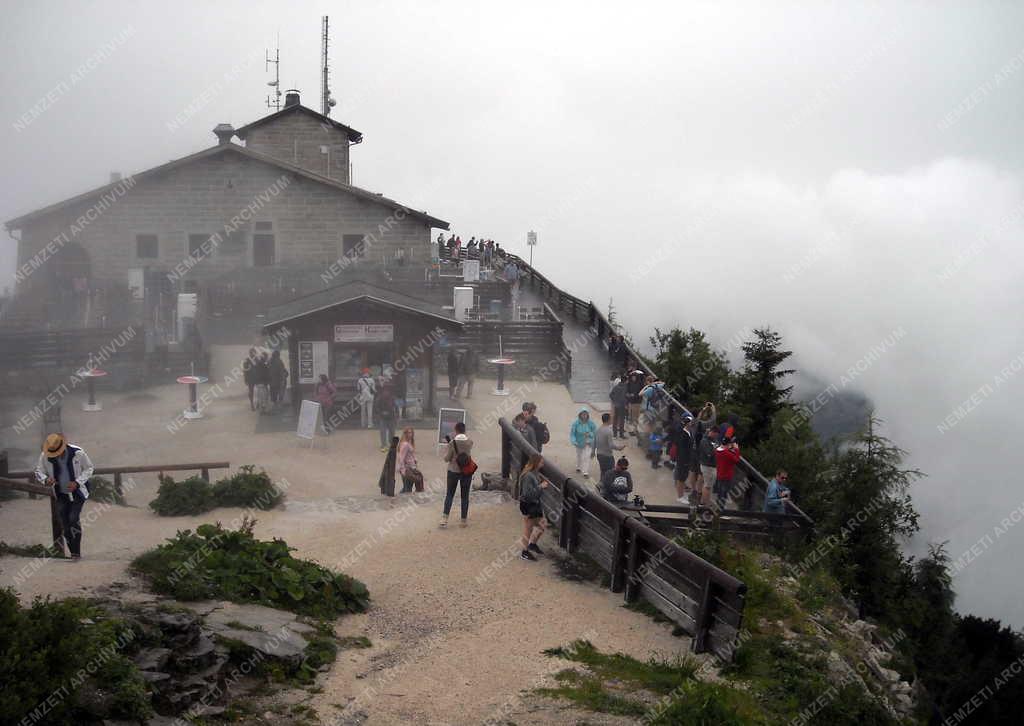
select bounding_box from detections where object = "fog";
[2,1,1022,626]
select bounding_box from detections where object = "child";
[647,424,665,469]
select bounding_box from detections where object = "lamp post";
[527,230,537,267]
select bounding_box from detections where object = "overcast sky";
[2,1,1022,626]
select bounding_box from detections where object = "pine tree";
[735,327,794,447]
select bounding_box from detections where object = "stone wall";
[242,110,352,182]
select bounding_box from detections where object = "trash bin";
[489,299,502,316]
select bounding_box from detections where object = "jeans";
[444,470,473,519]
[612,406,626,437]
[379,418,396,448]
[596,454,614,479]
[714,476,733,509]
[56,494,85,556]
[360,400,373,428]
[575,445,592,473]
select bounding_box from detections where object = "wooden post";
[201,467,210,482]
[113,472,123,498]
[49,495,64,555]
[559,483,572,549]
[693,576,719,654]
[610,518,629,593]
[500,427,511,479]
[623,528,642,603]
[566,494,580,554]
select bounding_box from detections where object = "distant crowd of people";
[436,234,508,267]
[241,348,289,414]
[446,347,480,399]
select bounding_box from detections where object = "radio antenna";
[266,33,281,111]
[321,17,336,115]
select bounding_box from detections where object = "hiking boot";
[459,519,468,528]
[528,543,544,555]
[521,549,537,561]
[439,515,449,528]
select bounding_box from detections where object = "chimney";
[213,123,235,146]
[109,172,122,183]
[284,89,301,108]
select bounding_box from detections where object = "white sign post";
[527,230,537,267]
[296,400,322,448]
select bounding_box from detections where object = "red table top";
[487,358,515,365]
[77,368,108,377]
[176,375,209,385]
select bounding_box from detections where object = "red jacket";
[715,444,741,480]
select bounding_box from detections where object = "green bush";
[130,519,369,619]
[212,465,283,510]
[87,475,126,506]
[0,541,63,558]
[149,466,282,516]
[0,588,152,724]
[149,474,214,516]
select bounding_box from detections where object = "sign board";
[298,341,329,384]
[463,259,480,282]
[334,323,393,343]
[128,268,144,300]
[296,400,321,440]
[437,407,467,444]
[453,287,474,322]
[527,230,537,246]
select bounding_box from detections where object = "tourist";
[482,239,493,267]
[441,421,475,528]
[504,259,520,294]
[458,347,479,398]
[467,237,478,257]
[600,457,633,504]
[569,408,597,477]
[671,416,696,502]
[375,384,399,452]
[696,401,717,441]
[254,352,271,413]
[446,348,461,399]
[607,334,621,361]
[697,426,720,506]
[610,376,628,439]
[518,453,549,561]
[625,370,645,431]
[242,347,257,411]
[714,437,742,510]
[641,376,668,418]
[35,434,94,560]
[268,349,287,407]
[647,422,665,469]
[523,402,550,453]
[595,412,625,479]
[398,427,420,493]
[357,368,376,428]
[315,374,337,433]
[764,470,791,514]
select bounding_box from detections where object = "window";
[252,222,275,267]
[136,234,158,259]
[188,234,209,258]
[342,234,367,261]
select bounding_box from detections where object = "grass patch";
[149,465,283,516]
[623,599,687,637]
[337,635,372,649]
[537,669,648,716]
[0,541,64,558]
[0,588,152,724]
[130,518,369,619]
[87,475,126,505]
[544,639,698,695]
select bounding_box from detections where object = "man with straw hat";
[34,433,94,560]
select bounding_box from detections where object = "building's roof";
[262,279,463,330]
[5,143,449,230]
[235,103,363,143]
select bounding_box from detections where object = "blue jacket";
[764,478,790,512]
[569,409,597,448]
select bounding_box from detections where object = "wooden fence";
[500,418,746,658]
[1,461,230,554]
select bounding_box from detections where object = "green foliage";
[149,466,282,516]
[0,588,152,725]
[543,639,698,695]
[648,326,734,405]
[149,474,214,516]
[337,635,372,649]
[130,520,369,619]
[0,541,63,558]
[733,327,794,448]
[674,529,726,568]
[536,669,647,716]
[86,475,126,505]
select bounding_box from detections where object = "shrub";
[149,474,215,516]
[87,475,126,506]
[212,465,283,510]
[130,519,369,619]
[0,588,152,724]
[0,541,63,558]
[149,466,283,516]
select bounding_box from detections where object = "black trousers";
[444,470,472,519]
[612,406,626,437]
[596,454,614,479]
[56,495,85,556]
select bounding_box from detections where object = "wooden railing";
[500,418,746,658]
[1,461,231,554]
[503,253,814,529]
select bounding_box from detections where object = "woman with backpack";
[441,421,475,528]
[397,427,422,493]
[518,454,549,561]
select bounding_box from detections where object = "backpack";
[520,472,542,504]
[648,385,667,411]
[453,440,477,475]
[537,421,550,445]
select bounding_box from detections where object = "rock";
[134,647,172,671]
[175,632,218,671]
[203,601,314,636]
[140,671,171,684]
[213,625,308,666]
[78,685,117,718]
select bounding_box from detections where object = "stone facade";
[240,109,353,183]
[14,147,433,297]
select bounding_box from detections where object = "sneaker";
[520,550,537,561]
[582,471,590,478]
[439,515,449,528]
[459,519,468,528]
[69,554,82,561]
[575,468,581,473]
[379,446,387,452]
[528,542,544,555]
[677,496,688,504]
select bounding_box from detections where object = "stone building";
[4,91,448,331]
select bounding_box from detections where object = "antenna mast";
[321,16,336,115]
[266,34,281,111]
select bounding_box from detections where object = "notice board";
[296,400,322,440]
[437,407,467,444]
[298,341,329,384]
